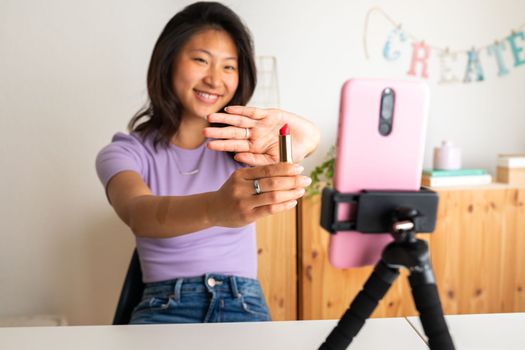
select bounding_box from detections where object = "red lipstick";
[279,124,293,163]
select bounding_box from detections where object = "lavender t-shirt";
[96,132,256,283]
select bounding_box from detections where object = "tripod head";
[390,207,420,243]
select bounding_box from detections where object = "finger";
[252,188,305,207]
[233,152,278,166]
[241,163,304,180]
[256,175,312,192]
[207,112,257,127]
[224,106,268,120]
[207,139,250,153]
[251,200,298,218]
[205,126,250,140]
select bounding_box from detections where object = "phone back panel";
[329,78,429,268]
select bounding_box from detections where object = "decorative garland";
[363,7,525,83]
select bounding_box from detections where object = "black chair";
[113,249,145,325]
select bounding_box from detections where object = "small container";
[433,141,461,170]
[496,154,525,185]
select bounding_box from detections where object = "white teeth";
[196,91,219,101]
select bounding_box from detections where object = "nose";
[203,64,221,88]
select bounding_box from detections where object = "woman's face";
[172,29,239,121]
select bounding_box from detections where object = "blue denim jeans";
[129,273,271,324]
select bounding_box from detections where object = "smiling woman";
[95,1,320,326]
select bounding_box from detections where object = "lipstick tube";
[279,124,293,163]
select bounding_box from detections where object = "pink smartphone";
[328,78,429,268]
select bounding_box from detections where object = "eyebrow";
[189,49,237,60]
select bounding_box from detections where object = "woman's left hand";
[204,106,320,166]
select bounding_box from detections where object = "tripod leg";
[409,272,455,350]
[319,261,399,350]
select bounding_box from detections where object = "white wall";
[1,0,524,325]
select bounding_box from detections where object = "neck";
[171,114,209,149]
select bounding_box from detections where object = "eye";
[224,65,237,71]
[192,57,208,64]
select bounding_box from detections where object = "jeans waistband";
[142,273,261,302]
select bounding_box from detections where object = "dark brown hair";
[128,2,257,149]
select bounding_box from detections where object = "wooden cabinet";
[256,209,297,321]
[297,185,525,320]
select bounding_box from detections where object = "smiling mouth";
[194,89,222,103]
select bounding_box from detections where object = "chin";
[198,104,226,116]
[190,108,219,121]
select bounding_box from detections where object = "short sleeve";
[95,132,146,190]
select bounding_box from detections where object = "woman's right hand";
[207,163,312,227]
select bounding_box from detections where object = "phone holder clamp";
[320,187,439,235]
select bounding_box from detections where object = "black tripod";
[319,188,455,350]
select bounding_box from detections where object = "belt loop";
[173,278,183,303]
[230,276,241,298]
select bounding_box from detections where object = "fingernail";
[288,200,298,208]
[297,188,305,196]
[294,165,304,174]
[300,177,312,186]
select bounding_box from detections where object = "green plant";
[306,145,335,197]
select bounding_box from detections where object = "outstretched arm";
[105,163,309,238]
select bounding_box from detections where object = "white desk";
[4,313,523,349]
[0,317,426,350]
[407,312,525,350]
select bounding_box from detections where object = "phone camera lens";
[379,122,391,135]
[378,87,395,136]
[383,94,393,105]
[381,107,392,120]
